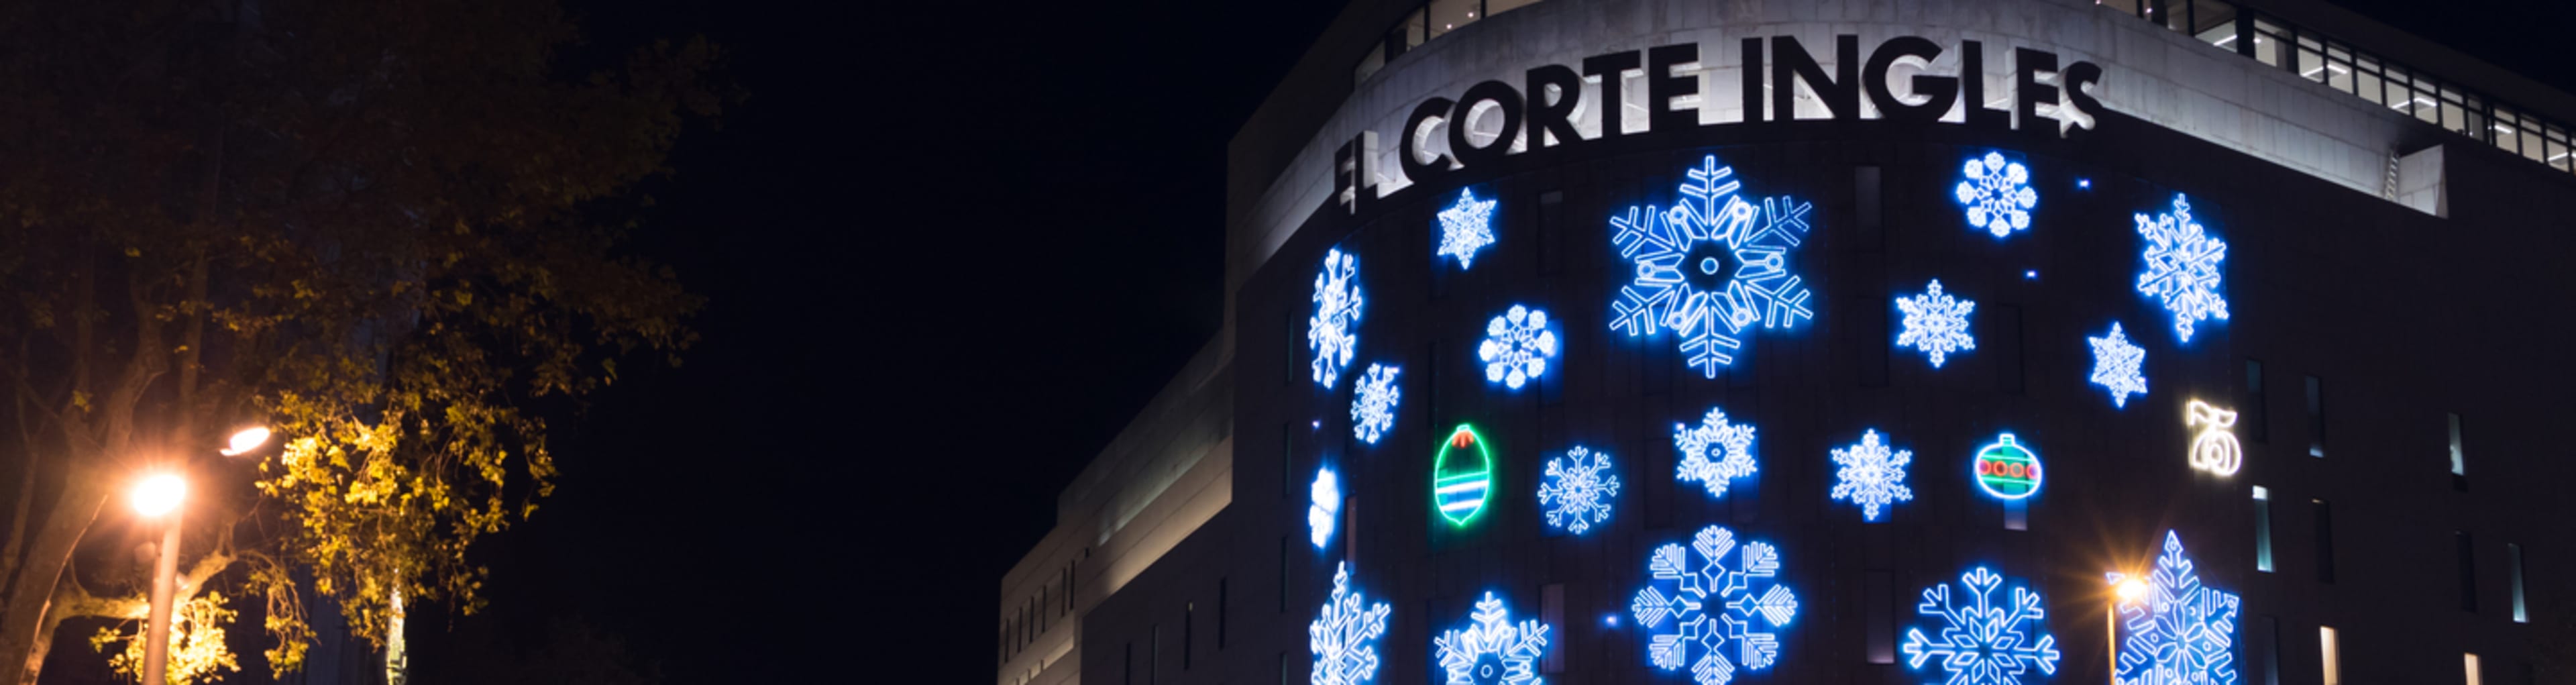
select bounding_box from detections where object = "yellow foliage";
[89,592,244,685]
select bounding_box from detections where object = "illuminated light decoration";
[1972,434,2043,500]
[1896,279,1976,368]
[1311,562,1393,685]
[1629,525,1799,685]
[1309,467,1342,549]
[1309,248,1365,388]
[2088,322,2148,409]
[1829,429,1915,523]
[2108,531,2243,685]
[1608,155,1815,378]
[1433,425,1495,525]
[1350,364,1401,445]
[2186,401,2243,476]
[1437,189,1500,270]
[1955,152,2038,238]
[1434,592,1553,685]
[2134,194,2230,342]
[1902,567,2063,685]
[1538,446,1622,535]
[1673,407,1758,500]
[1479,305,1558,390]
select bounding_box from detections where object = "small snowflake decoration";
[1630,525,1799,685]
[1897,280,1976,368]
[1538,446,1622,535]
[1438,189,1499,270]
[1350,364,1401,445]
[2110,531,2243,685]
[1829,429,1914,522]
[1674,407,1758,500]
[1609,155,1815,377]
[2088,323,2147,409]
[1956,152,2038,238]
[1309,467,1342,549]
[2134,194,2229,342]
[1478,305,1558,390]
[1903,567,2063,685]
[1435,592,1552,685]
[1311,562,1393,685]
[1309,248,1365,388]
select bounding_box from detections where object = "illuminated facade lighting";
[1630,525,1798,685]
[1311,562,1393,685]
[1434,425,1495,526]
[1609,155,1813,377]
[1478,305,1558,390]
[1538,445,1621,535]
[1310,248,1364,388]
[1829,429,1915,522]
[2108,531,2242,685]
[2186,401,2243,476]
[1973,434,2043,500]
[1434,592,1551,685]
[1957,152,2038,238]
[1896,279,1976,368]
[2135,195,2229,342]
[1351,364,1401,445]
[1904,566,2063,685]
[1673,407,1758,500]
[1309,467,1342,549]
[1436,189,1499,270]
[2089,322,2148,408]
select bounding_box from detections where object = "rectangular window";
[1278,536,1289,613]
[1862,297,1890,387]
[1282,423,1295,500]
[2260,615,2281,685]
[1280,651,1290,685]
[2254,486,2275,572]
[1150,624,1160,685]
[2305,376,2326,458]
[1538,191,1566,276]
[1217,578,1230,649]
[2449,413,2469,490]
[1183,603,1194,670]
[1856,166,1884,249]
[1125,642,1135,685]
[2314,499,2336,583]
[2458,531,2479,612]
[2467,653,2484,685]
[2320,626,2342,685]
[2510,543,2528,623]
[2245,360,2267,443]
[1866,570,1895,664]
[1994,304,2026,395]
[1542,584,1566,674]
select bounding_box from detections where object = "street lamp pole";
[132,427,266,685]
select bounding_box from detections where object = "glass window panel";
[2298,36,2322,50]
[1354,46,1387,86]
[2192,0,2237,34]
[2327,58,2353,95]
[1487,0,1543,17]
[2320,627,2343,685]
[2444,101,2469,135]
[2548,136,2571,170]
[2522,123,2547,162]
[2298,48,2326,82]
[2416,87,2442,124]
[2254,32,2282,68]
[2356,72,2382,107]
[1428,0,1477,38]
[1401,9,1428,49]
[2103,0,2141,17]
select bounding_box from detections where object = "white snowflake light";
[1309,248,1365,388]
[1829,429,1914,523]
[1609,155,1815,377]
[1309,467,1342,549]
[2088,322,2147,409]
[1478,305,1558,390]
[1903,567,2063,685]
[1350,364,1401,445]
[1435,592,1552,685]
[1311,562,1393,685]
[2135,194,2229,342]
[1437,189,1499,270]
[1674,407,1758,500]
[1956,152,2037,238]
[1630,525,1799,685]
[2109,531,2243,685]
[1896,279,1976,368]
[1538,446,1622,535]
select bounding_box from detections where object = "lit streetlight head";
[2114,577,2149,602]
[131,474,186,518]
[219,426,272,457]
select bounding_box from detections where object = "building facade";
[1000,1,2576,684]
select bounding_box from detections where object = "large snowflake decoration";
[1309,467,1342,549]
[2088,323,2147,409]
[1350,364,1401,444]
[2109,531,2243,685]
[1609,155,1815,378]
[1309,248,1365,388]
[1438,189,1500,270]
[1538,446,1622,535]
[1828,429,1914,522]
[1674,407,1758,500]
[1955,152,2037,238]
[1629,525,1800,685]
[1436,592,1553,685]
[1896,280,1976,368]
[1479,305,1558,390]
[1903,567,2063,685]
[2134,194,2229,342]
[1311,562,1393,685]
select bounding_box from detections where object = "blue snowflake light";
[1896,280,1976,368]
[1438,189,1499,270]
[1436,592,1553,685]
[1829,429,1914,523]
[1674,407,1758,500]
[1312,562,1393,685]
[1351,364,1401,445]
[2088,323,2147,409]
[1904,567,2063,685]
[1956,152,2037,238]
[1310,248,1365,388]
[1309,467,1342,549]
[1609,155,1815,378]
[1479,305,1558,390]
[1631,525,1799,685]
[1538,446,1622,535]
[2110,531,2243,685]
[2135,195,2229,342]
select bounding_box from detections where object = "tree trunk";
[0,475,108,685]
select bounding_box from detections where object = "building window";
[2466,653,2483,685]
[2304,375,2325,457]
[2244,360,2267,443]
[1218,578,1230,649]
[1183,602,1194,670]
[2259,615,2281,685]
[1541,583,1566,674]
[1866,570,1896,664]
[2510,543,2528,623]
[1150,624,1160,685]
[2320,626,2342,685]
[1124,642,1134,685]
[1993,303,2025,396]
[2314,498,2336,583]
[2254,486,2275,572]
[1277,536,1289,613]
[2457,531,2479,612]
[2449,413,2468,490]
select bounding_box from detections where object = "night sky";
[400,1,2573,682]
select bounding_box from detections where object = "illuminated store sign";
[2186,401,2243,476]
[1334,36,2103,213]
[1974,433,2044,500]
[1434,425,1496,525]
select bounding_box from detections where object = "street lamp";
[133,425,268,685]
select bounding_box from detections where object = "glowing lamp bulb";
[2115,577,2148,602]
[131,474,186,517]
[220,426,272,456]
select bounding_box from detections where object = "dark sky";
[403,1,2573,683]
